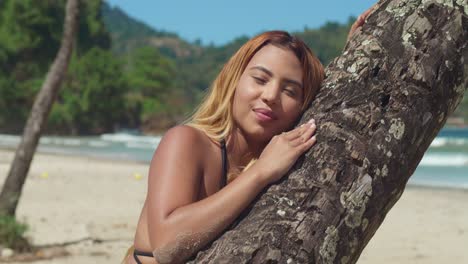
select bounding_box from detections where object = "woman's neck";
[225,126,267,169]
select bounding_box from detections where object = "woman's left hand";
[347,5,377,42]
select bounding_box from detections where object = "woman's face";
[232,44,304,143]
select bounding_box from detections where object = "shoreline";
[0,149,467,263]
[404,182,468,192]
[2,146,467,191]
[0,146,151,165]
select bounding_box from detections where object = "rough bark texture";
[0,0,79,216]
[187,0,467,263]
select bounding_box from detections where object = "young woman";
[124,7,373,264]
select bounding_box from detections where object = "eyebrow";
[250,65,303,89]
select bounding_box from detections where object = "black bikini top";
[133,138,228,263]
[220,138,228,188]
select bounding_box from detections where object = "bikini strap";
[220,138,228,188]
[133,248,153,257]
[133,248,153,264]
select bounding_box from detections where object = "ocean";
[1,127,467,189]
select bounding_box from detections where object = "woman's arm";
[146,125,268,264]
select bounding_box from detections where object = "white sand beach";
[0,149,467,263]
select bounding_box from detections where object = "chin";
[246,121,278,142]
[234,111,278,142]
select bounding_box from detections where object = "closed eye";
[253,76,266,84]
[284,88,296,96]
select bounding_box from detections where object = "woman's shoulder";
[163,124,202,140]
[158,125,215,155]
[162,124,208,143]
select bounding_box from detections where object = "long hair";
[184,30,325,183]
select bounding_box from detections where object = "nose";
[260,81,281,105]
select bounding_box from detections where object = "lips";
[253,108,277,120]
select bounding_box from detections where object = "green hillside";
[0,1,465,136]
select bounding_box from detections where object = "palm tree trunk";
[187,0,467,263]
[0,0,80,216]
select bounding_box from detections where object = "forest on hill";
[0,0,465,135]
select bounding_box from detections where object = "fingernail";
[307,119,315,124]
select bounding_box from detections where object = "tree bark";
[0,0,79,216]
[187,0,467,263]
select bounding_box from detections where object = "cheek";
[280,101,302,127]
[234,79,256,109]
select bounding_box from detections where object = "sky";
[105,0,377,46]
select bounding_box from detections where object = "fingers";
[359,3,378,23]
[362,8,373,19]
[360,4,377,23]
[348,23,360,39]
[357,14,365,25]
[364,8,373,17]
[282,119,314,140]
[359,10,372,24]
[348,5,377,41]
[352,13,366,28]
[354,12,367,28]
[290,121,317,147]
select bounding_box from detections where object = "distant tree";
[48,47,128,134]
[76,0,111,55]
[0,0,111,133]
[0,0,66,131]
[0,0,79,216]
[126,46,175,97]
[124,46,178,129]
[0,0,65,73]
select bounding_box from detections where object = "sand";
[0,148,467,263]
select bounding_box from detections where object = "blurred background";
[0,0,466,188]
[0,0,466,263]
[0,0,468,188]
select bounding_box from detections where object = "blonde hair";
[183,30,325,183]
